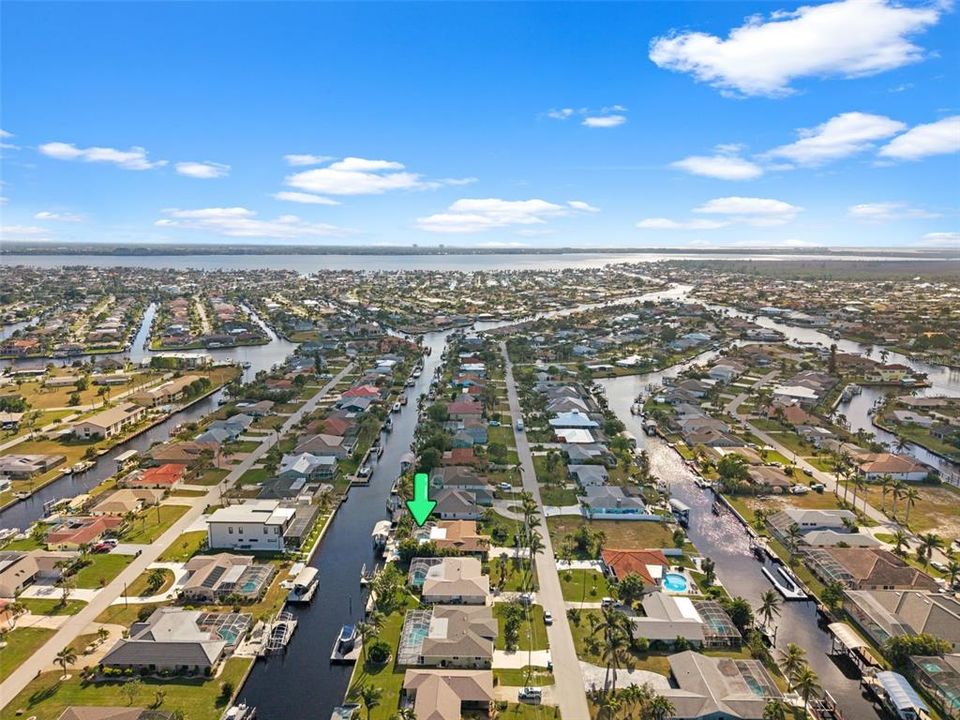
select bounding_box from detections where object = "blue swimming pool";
[663,572,689,593]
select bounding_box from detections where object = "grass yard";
[855,482,960,535]
[0,657,252,720]
[238,467,271,485]
[120,504,189,544]
[494,604,549,651]
[546,517,676,558]
[540,486,580,506]
[559,569,610,603]
[159,531,208,561]
[94,602,163,628]
[0,627,55,682]
[487,557,536,592]
[124,568,175,597]
[72,553,133,589]
[494,667,554,686]
[18,599,86,616]
[489,704,562,720]
[192,468,229,486]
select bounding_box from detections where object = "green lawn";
[159,531,208,562]
[494,604,549,651]
[487,557,536,592]
[559,569,610,603]
[95,602,164,628]
[124,568,175,597]
[0,657,252,720]
[18,599,87,616]
[72,553,133,589]
[546,517,677,558]
[0,627,55,682]
[192,468,229,486]
[540,486,579,506]
[494,667,554,686]
[120,504,189,544]
[238,467,271,485]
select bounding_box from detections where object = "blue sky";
[1,0,958,248]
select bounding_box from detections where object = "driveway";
[494,649,552,669]
[579,660,671,693]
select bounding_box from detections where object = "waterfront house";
[293,433,350,459]
[568,464,608,487]
[0,551,39,598]
[581,485,648,518]
[400,605,497,668]
[855,453,929,482]
[428,520,491,556]
[845,590,960,651]
[278,452,338,481]
[206,500,297,552]
[629,593,741,648]
[401,670,494,720]
[180,553,274,603]
[100,608,243,674]
[132,374,201,407]
[122,463,185,490]
[45,516,123,550]
[447,399,483,421]
[421,557,489,605]
[768,508,856,543]
[145,440,217,468]
[549,409,600,429]
[56,708,177,720]
[74,402,147,440]
[90,488,163,516]
[805,547,939,591]
[660,651,782,719]
[0,453,66,480]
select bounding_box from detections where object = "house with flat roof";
[0,454,66,480]
[421,557,489,605]
[401,670,494,720]
[73,402,147,440]
[206,500,297,552]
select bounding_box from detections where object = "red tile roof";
[131,464,185,487]
[601,548,669,584]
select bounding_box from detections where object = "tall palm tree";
[892,528,909,555]
[779,643,807,686]
[762,698,789,720]
[349,683,383,720]
[903,487,920,526]
[793,666,823,716]
[947,558,960,588]
[592,606,632,694]
[919,533,943,565]
[890,479,907,519]
[55,646,77,679]
[645,693,676,720]
[756,590,781,630]
[879,475,893,513]
[784,523,803,560]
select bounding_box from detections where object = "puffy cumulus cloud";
[766,112,905,166]
[582,115,627,128]
[155,207,350,239]
[848,202,940,222]
[416,198,598,234]
[649,0,941,97]
[284,157,471,199]
[638,196,802,230]
[283,153,333,166]
[922,231,960,244]
[0,224,54,241]
[272,191,341,206]
[878,116,960,160]
[670,153,763,180]
[34,211,85,223]
[694,196,802,225]
[175,161,230,179]
[38,142,166,170]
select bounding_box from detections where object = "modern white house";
[206,500,296,552]
[73,402,147,440]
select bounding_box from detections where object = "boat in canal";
[286,566,318,603]
[330,624,360,664]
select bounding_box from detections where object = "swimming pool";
[662,572,689,593]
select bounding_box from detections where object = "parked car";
[543,611,553,625]
[498,482,512,491]
[92,542,112,553]
[516,419,524,431]
[518,687,542,703]
[601,597,617,608]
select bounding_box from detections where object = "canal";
[599,372,882,719]
[236,329,453,719]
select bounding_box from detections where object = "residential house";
[805,547,939,591]
[0,551,39,597]
[46,516,123,550]
[73,402,147,440]
[856,453,930,482]
[582,485,648,518]
[401,670,494,720]
[123,464,185,490]
[845,590,960,651]
[428,521,491,556]
[601,548,669,589]
[661,651,782,719]
[90,488,164,516]
[206,500,297,552]
[180,553,274,603]
[630,593,741,648]
[421,557,489,605]
[0,454,66,480]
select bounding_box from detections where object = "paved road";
[501,342,590,720]
[0,363,354,708]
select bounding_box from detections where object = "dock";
[761,563,808,601]
[261,611,297,655]
[330,624,361,664]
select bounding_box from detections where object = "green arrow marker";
[406,472,437,527]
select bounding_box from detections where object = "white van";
[516,418,524,432]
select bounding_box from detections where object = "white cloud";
[0,224,53,241]
[0,129,18,150]
[546,108,575,120]
[0,130,11,138]
[766,112,905,166]
[156,207,350,239]
[694,196,802,225]
[175,161,230,179]
[284,153,333,166]
[848,202,940,222]
[416,198,597,234]
[649,0,941,97]
[878,115,960,160]
[272,191,341,206]
[582,115,627,128]
[285,156,467,197]
[639,195,802,231]
[670,153,763,180]
[38,141,166,170]
[34,211,85,223]
[922,231,960,244]
[636,218,730,230]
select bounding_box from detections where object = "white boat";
[372,520,391,548]
[287,566,318,603]
[392,401,402,413]
[72,460,95,473]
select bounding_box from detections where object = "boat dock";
[330,624,361,664]
[261,611,297,655]
[761,563,808,601]
[286,565,318,603]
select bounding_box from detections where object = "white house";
[206,500,296,552]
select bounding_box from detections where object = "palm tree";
[919,533,943,565]
[852,475,867,513]
[756,589,781,630]
[646,693,676,720]
[591,606,632,694]
[55,646,77,679]
[793,666,823,716]
[524,529,545,592]
[390,709,416,720]
[349,683,383,720]
[903,487,920,526]
[879,475,893,513]
[890,479,907,519]
[947,558,960,588]
[779,643,807,686]
[146,568,167,594]
[892,528,909,555]
[784,523,803,560]
[762,698,789,720]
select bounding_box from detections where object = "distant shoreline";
[2,243,957,258]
